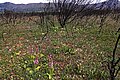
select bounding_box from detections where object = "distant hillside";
[0,2,48,12]
[91,0,120,10]
[0,0,120,12]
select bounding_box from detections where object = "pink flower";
[49,60,53,68]
[29,45,34,54]
[35,45,39,53]
[34,57,39,64]
[48,54,52,59]
[48,54,54,68]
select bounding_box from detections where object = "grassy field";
[0,16,120,80]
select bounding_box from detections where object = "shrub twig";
[108,30,120,80]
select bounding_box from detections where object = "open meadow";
[0,12,120,80]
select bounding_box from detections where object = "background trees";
[53,0,92,28]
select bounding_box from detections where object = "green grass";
[0,17,120,80]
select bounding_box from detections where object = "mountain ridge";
[0,2,47,12]
[0,1,120,12]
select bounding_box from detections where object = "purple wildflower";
[29,45,34,54]
[35,45,40,53]
[34,57,39,64]
[49,60,53,68]
[48,54,54,68]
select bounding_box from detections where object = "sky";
[0,0,108,4]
